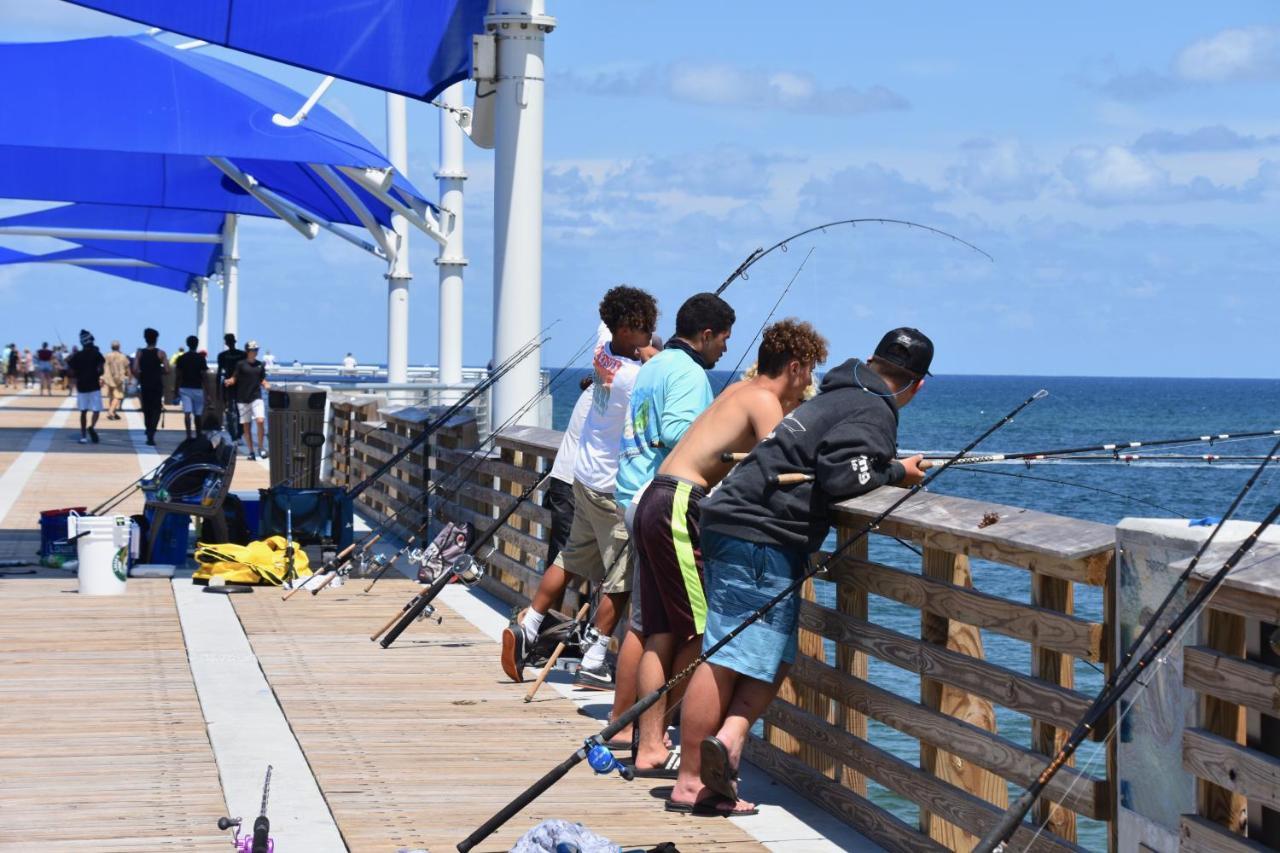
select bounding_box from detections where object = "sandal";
[626,750,681,779]
[664,793,757,817]
[699,736,740,801]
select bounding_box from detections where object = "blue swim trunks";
[700,529,808,683]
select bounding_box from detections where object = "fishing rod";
[923,426,1280,467]
[457,388,1049,852]
[217,765,273,853]
[717,247,814,393]
[976,499,1280,851]
[347,333,547,500]
[713,217,993,297]
[952,466,1191,518]
[90,459,165,515]
[356,328,607,595]
[374,470,553,648]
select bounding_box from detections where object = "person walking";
[216,333,246,440]
[133,328,168,446]
[21,348,33,388]
[6,343,19,389]
[225,340,269,460]
[34,342,54,395]
[174,335,208,440]
[66,330,106,444]
[102,341,130,420]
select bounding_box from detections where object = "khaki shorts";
[558,480,632,593]
[103,384,124,400]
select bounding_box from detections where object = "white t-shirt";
[573,337,641,493]
[551,386,594,484]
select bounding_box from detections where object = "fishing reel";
[405,546,429,568]
[216,816,273,853]
[577,623,603,649]
[414,602,443,625]
[451,554,486,587]
[585,740,634,781]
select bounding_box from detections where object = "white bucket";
[68,514,132,596]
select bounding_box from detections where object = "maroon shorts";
[634,475,707,641]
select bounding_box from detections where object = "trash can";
[68,513,133,596]
[267,383,328,489]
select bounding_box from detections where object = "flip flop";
[626,750,681,779]
[699,736,739,801]
[664,794,758,817]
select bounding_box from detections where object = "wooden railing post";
[835,527,868,796]
[921,547,1007,850]
[1030,570,1078,844]
[767,578,833,776]
[1199,608,1248,833]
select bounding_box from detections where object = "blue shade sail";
[0,37,432,227]
[0,245,195,292]
[0,204,224,276]
[64,0,488,101]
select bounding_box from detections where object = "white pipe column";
[385,93,412,392]
[194,277,209,350]
[221,214,240,339]
[488,0,555,427]
[436,82,468,394]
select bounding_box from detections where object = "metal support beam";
[385,93,412,393]
[488,0,555,427]
[436,81,468,391]
[221,214,239,339]
[193,276,209,350]
[337,165,450,247]
[310,163,397,260]
[42,257,157,267]
[0,226,220,243]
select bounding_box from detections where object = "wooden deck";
[0,388,770,852]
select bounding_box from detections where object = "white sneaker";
[77,436,89,444]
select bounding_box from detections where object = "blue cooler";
[146,511,191,565]
[231,490,261,537]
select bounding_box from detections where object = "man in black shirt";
[224,340,269,460]
[133,328,169,446]
[669,327,932,816]
[174,335,208,440]
[216,333,246,440]
[66,329,105,444]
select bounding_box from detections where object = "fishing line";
[717,247,814,394]
[951,466,1190,518]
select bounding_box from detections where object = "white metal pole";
[221,213,240,339]
[488,0,555,427]
[386,93,412,394]
[436,82,468,393]
[194,277,209,350]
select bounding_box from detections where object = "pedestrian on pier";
[66,330,105,445]
[34,342,53,395]
[174,335,208,440]
[5,343,17,388]
[225,340,269,460]
[216,333,246,440]
[133,328,168,446]
[21,348,33,387]
[102,341,129,420]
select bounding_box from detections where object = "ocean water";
[551,371,1280,848]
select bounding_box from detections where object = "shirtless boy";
[630,319,827,777]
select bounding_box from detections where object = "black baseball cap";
[873,327,933,377]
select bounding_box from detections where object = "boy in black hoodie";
[668,327,932,817]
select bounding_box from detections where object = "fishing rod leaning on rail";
[973,435,1280,851]
[456,388,1051,852]
[278,333,549,598]
[373,470,553,648]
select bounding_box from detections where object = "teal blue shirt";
[615,346,712,507]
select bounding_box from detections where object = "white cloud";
[946,139,1051,202]
[556,61,908,117]
[1059,145,1278,206]
[1133,125,1280,153]
[1174,25,1280,83]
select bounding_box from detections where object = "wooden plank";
[919,547,1007,847]
[835,529,869,796]
[798,600,1101,736]
[833,488,1114,585]
[830,558,1104,662]
[745,736,947,853]
[770,579,832,775]
[1199,610,1249,833]
[1192,580,1280,626]
[789,656,1108,819]
[1179,814,1273,853]
[1181,541,1280,605]
[432,445,542,487]
[1184,645,1280,716]
[1184,727,1280,813]
[1031,570,1078,842]
[762,702,1085,853]
[494,425,563,457]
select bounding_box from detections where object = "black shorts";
[543,477,575,567]
[633,475,707,640]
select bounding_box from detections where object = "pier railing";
[324,409,1125,850]
[1176,541,1280,851]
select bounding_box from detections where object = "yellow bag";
[193,536,312,586]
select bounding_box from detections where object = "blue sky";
[0,2,1277,377]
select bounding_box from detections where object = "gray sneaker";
[573,660,613,691]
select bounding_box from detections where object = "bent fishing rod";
[975,436,1280,851]
[924,426,1280,467]
[374,470,553,648]
[457,388,1050,852]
